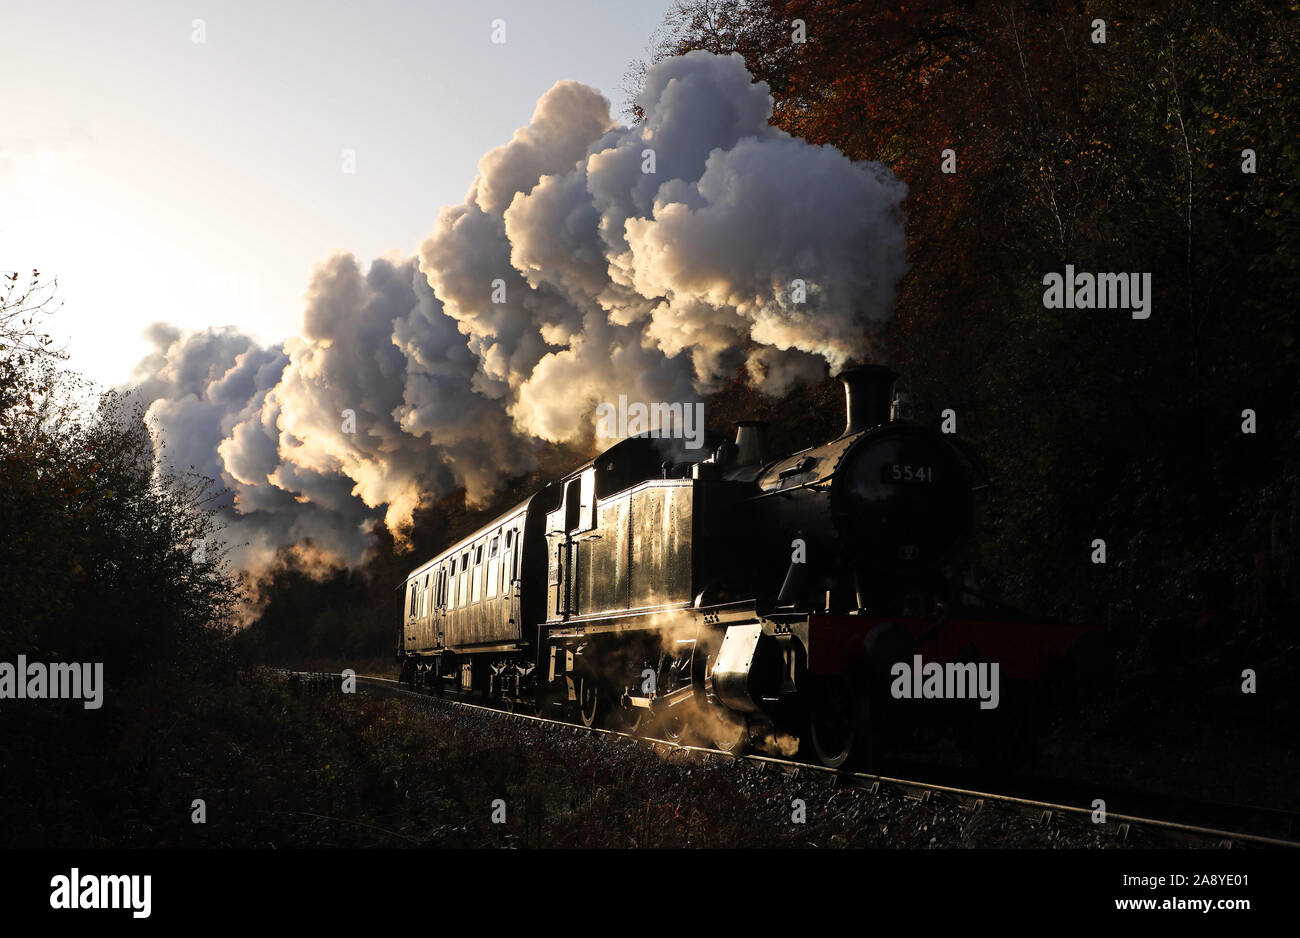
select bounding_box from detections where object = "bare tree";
[0,268,64,359]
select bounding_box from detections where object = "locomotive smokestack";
[733,420,770,465]
[839,364,898,436]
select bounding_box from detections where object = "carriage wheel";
[577,674,602,728]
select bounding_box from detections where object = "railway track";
[281,669,1300,849]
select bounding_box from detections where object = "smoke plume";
[127,51,908,571]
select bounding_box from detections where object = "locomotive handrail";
[739,474,836,502]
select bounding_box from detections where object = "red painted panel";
[805,613,1098,680]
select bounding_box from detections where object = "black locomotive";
[398,365,1098,767]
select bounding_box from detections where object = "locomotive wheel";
[709,709,749,754]
[807,675,860,769]
[659,704,693,744]
[608,703,643,734]
[653,654,696,743]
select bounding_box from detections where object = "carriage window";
[471,542,484,603]
[407,582,418,618]
[446,563,456,610]
[486,536,501,598]
[505,530,513,549]
[422,573,431,617]
[459,552,470,605]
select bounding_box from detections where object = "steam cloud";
[127,52,908,571]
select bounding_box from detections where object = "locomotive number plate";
[883,464,935,483]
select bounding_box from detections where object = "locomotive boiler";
[398,365,1099,768]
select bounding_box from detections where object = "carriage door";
[434,566,447,648]
[504,528,520,627]
[404,580,419,651]
[556,479,582,618]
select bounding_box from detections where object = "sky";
[0,0,674,387]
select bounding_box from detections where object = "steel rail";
[278,670,1300,850]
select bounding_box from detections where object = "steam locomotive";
[398,365,1100,767]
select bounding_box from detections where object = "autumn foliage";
[644,1,1300,652]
